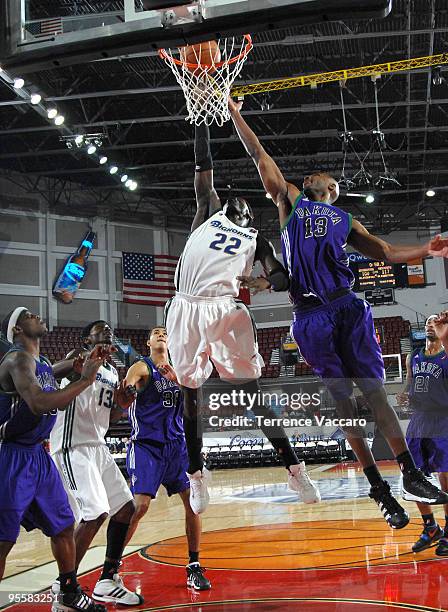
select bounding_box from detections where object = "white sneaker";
[288,462,321,504]
[51,579,60,595]
[93,573,143,606]
[188,467,211,514]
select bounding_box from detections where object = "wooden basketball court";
[2,461,448,611]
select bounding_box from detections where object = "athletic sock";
[189,551,199,564]
[395,451,416,473]
[100,520,130,580]
[422,513,437,529]
[59,571,79,593]
[363,464,383,487]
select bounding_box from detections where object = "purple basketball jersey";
[0,351,58,445]
[281,193,354,305]
[128,357,184,443]
[409,348,448,414]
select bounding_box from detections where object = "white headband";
[425,315,438,326]
[7,307,28,343]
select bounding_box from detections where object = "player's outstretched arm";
[191,123,222,233]
[52,348,86,380]
[124,359,151,392]
[5,350,103,415]
[348,218,448,262]
[228,98,300,227]
[238,235,290,294]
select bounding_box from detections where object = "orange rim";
[159,34,253,71]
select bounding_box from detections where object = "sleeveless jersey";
[409,348,448,414]
[50,362,118,452]
[128,357,184,444]
[174,210,258,297]
[281,194,354,305]
[0,351,58,446]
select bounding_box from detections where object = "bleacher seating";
[203,437,346,470]
[40,316,411,381]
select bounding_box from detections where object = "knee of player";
[134,498,151,520]
[114,500,136,523]
[52,522,75,540]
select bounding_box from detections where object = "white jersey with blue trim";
[50,362,118,453]
[174,211,258,297]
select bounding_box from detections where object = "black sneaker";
[51,587,107,612]
[412,525,444,552]
[186,562,211,591]
[369,481,410,529]
[435,538,448,556]
[402,469,448,504]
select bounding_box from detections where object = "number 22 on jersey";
[209,233,241,255]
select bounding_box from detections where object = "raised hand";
[157,363,178,383]
[89,343,117,362]
[114,380,137,410]
[434,310,448,343]
[428,235,448,258]
[80,352,104,384]
[73,354,86,375]
[237,275,271,295]
[228,97,243,114]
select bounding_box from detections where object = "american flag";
[26,18,63,38]
[122,252,178,307]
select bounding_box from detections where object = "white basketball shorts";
[52,444,133,523]
[164,292,264,389]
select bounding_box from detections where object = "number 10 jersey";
[50,362,118,452]
[174,211,258,297]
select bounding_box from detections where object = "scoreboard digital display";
[348,254,425,291]
[357,260,396,289]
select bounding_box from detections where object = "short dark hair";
[81,320,108,346]
[147,326,166,341]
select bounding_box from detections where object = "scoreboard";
[348,254,425,291]
[357,260,395,290]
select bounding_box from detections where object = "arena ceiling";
[1,0,448,237]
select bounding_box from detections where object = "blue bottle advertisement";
[53,230,96,304]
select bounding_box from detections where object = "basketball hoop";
[159,35,253,127]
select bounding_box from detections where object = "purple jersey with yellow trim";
[0,351,58,446]
[128,357,184,444]
[281,193,354,306]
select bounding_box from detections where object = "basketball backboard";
[1,0,392,73]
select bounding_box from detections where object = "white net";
[160,35,253,127]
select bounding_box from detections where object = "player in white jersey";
[50,321,143,607]
[165,124,321,514]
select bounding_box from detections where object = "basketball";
[180,40,221,71]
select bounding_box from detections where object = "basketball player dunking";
[50,321,143,606]
[123,326,211,591]
[397,314,448,554]
[164,123,320,514]
[0,307,108,612]
[228,97,448,528]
